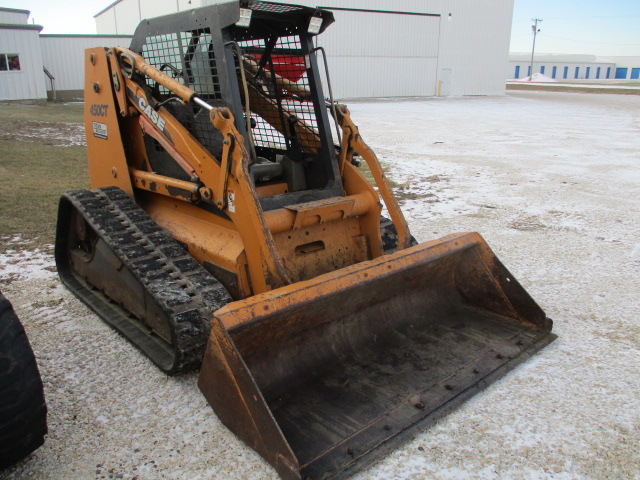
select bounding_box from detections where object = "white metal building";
[599,56,640,80]
[40,34,133,101]
[0,7,47,102]
[0,7,131,102]
[94,0,516,98]
[508,54,623,81]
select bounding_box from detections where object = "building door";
[439,68,451,96]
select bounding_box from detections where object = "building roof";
[509,53,618,64]
[94,0,125,18]
[0,23,43,32]
[40,34,133,38]
[510,53,596,62]
[0,7,30,14]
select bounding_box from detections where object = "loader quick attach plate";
[199,232,556,480]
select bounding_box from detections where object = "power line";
[514,15,640,21]
[542,34,640,46]
[537,15,640,20]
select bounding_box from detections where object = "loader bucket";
[198,232,555,480]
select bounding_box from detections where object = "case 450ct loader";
[55,2,555,479]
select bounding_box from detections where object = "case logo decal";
[138,96,166,132]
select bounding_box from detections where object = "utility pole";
[529,18,542,81]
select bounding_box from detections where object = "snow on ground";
[516,73,557,83]
[0,121,85,147]
[1,91,639,480]
[507,81,640,93]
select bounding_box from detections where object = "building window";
[0,53,20,71]
[631,68,640,80]
[586,67,591,79]
[552,66,557,79]
[596,67,601,79]
[540,66,545,75]
[527,66,531,77]
[606,67,611,79]
[575,67,580,79]
[563,66,568,79]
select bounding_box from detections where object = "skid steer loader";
[55,2,555,479]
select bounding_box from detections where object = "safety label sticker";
[92,121,108,140]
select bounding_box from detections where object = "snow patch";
[3,91,639,480]
[517,73,557,82]
[0,247,57,283]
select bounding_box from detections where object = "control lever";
[287,115,303,162]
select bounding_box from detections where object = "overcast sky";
[2,1,106,35]
[2,0,639,57]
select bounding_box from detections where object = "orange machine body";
[83,44,406,300]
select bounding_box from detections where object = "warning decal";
[92,122,108,140]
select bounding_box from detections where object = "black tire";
[380,216,418,254]
[0,292,47,469]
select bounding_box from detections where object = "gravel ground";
[1,91,639,480]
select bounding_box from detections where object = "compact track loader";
[55,2,555,479]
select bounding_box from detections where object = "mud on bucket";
[198,232,555,480]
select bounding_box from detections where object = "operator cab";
[130,1,341,211]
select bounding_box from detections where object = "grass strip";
[0,140,88,251]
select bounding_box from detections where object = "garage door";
[615,68,628,79]
[315,8,441,98]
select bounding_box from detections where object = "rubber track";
[0,293,47,469]
[56,187,232,375]
[380,216,418,253]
